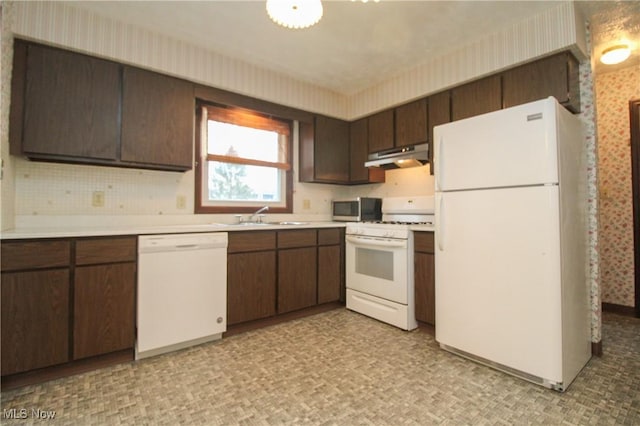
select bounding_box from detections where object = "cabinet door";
[415,232,435,325]
[395,98,428,148]
[415,252,435,325]
[313,115,350,183]
[503,52,580,113]
[451,75,502,121]
[22,43,120,160]
[368,109,394,153]
[121,67,194,170]
[428,91,451,175]
[74,263,136,359]
[278,247,317,314]
[318,245,341,304]
[1,270,70,375]
[227,251,276,325]
[349,118,385,184]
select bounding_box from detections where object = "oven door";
[345,234,408,304]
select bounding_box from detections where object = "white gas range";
[345,196,434,330]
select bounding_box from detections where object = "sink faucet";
[250,206,269,223]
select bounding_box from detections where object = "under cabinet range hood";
[364,143,429,169]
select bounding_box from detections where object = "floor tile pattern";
[1,309,639,425]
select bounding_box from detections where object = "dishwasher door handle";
[175,244,198,249]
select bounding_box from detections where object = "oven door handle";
[346,235,407,249]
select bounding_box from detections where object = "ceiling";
[66,1,640,95]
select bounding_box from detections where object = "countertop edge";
[0,221,347,240]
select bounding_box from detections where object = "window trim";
[194,102,293,214]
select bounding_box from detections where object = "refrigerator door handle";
[436,135,444,191]
[437,195,445,251]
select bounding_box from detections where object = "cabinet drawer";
[277,229,317,248]
[1,240,71,271]
[75,237,137,265]
[318,228,342,246]
[228,231,276,253]
[414,232,435,254]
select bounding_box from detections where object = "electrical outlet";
[303,199,311,210]
[176,195,187,209]
[92,191,105,207]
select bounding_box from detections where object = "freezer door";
[435,185,563,382]
[434,97,560,192]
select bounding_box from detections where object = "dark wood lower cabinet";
[228,228,343,326]
[1,269,70,376]
[414,232,435,325]
[227,251,277,325]
[318,245,341,304]
[1,237,136,386]
[74,263,136,359]
[278,247,317,314]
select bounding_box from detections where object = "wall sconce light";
[600,44,631,65]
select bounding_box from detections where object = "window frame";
[195,101,293,214]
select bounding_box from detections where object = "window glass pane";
[207,161,281,202]
[208,121,280,163]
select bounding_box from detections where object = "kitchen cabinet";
[317,228,344,304]
[73,237,136,360]
[227,227,344,324]
[299,115,350,183]
[349,118,385,184]
[502,52,581,113]
[395,98,428,148]
[121,67,194,170]
[277,230,318,313]
[414,232,435,325]
[1,237,136,380]
[10,39,194,172]
[1,240,71,376]
[11,40,120,161]
[227,231,277,325]
[367,109,395,154]
[427,91,451,175]
[451,75,502,121]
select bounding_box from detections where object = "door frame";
[630,99,640,318]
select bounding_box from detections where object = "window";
[195,103,293,213]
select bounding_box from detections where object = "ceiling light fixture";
[266,0,323,30]
[600,44,631,65]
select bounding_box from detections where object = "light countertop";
[0,221,346,240]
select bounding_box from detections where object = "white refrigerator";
[434,97,591,392]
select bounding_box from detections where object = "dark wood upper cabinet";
[503,52,580,113]
[10,40,194,172]
[18,42,120,160]
[299,115,350,183]
[121,67,194,170]
[427,91,451,175]
[299,116,349,183]
[347,118,385,184]
[367,109,394,154]
[395,98,428,148]
[451,75,502,121]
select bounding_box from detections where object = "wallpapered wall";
[595,64,640,308]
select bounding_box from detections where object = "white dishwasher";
[136,232,227,360]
